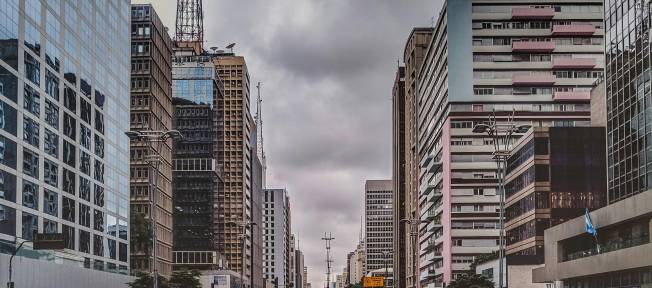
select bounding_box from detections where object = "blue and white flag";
[584,208,597,237]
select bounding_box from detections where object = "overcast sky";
[134,0,439,286]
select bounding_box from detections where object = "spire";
[255,82,267,188]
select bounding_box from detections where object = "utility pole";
[322,233,335,288]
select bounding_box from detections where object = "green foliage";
[447,273,495,288]
[468,250,499,273]
[128,272,168,288]
[169,270,202,288]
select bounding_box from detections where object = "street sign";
[33,233,65,250]
[363,277,384,288]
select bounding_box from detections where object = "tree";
[169,269,201,288]
[128,272,168,288]
[447,273,495,288]
[130,212,152,253]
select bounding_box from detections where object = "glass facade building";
[0,0,131,275]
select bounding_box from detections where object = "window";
[94,184,104,207]
[62,224,74,249]
[62,168,75,195]
[80,151,90,175]
[474,188,484,195]
[94,209,103,232]
[0,170,16,202]
[62,196,75,222]
[93,234,103,256]
[63,140,76,167]
[23,85,40,116]
[44,129,58,157]
[44,219,57,234]
[44,159,58,187]
[94,134,104,158]
[94,110,104,134]
[45,69,59,100]
[79,203,90,227]
[64,86,76,112]
[79,230,90,253]
[22,180,38,210]
[43,189,58,216]
[80,125,91,149]
[22,116,39,147]
[45,40,60,72]
[119,242,127,262]
[0,100,17,135]
[0,135,17,169]
[64,113,76,140]
[22,212,38,240]
[24,52,40,86]
[22,149,39,178]
[80,99,91,123]
[108,239,116,260]
[79,176,90,201]
[44,99,59,129]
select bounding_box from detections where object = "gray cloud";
[134,0,439,285]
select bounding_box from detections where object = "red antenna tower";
[175,0,204,46]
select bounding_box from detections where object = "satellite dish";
[226,43,236,49]
[210,47,218,52]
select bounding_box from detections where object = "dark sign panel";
[33,233,65,250]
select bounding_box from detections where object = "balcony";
[512,74,556,86]
[512,41,555,52]
[553,91,591,102]
[512,7,555,19]
[552,57,597,69]
[551,24,596,36]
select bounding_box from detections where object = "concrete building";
[263,188,292,287]
[504,127,606,287]
[416,1,603,286]
[336,274,345,288]
[533,1,652,286]
[295,248,305,288]
[251,121,265,288]
[392,65,406,288]
[0,0,132,286]
[129,4,174,277]
[348,241,366,284]
[365,180,393,278]
[213,53,255,286]
[401,27,434,288]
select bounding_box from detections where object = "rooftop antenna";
[256,82,267,188]
[175,0,204,43]
[322,232,335,288]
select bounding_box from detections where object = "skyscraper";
[129,3,174,277]
[534,1,652,285]
[263,188,292,287]
[400,27,434,288]
[392,65,406,288]
[214,54,255,285]
[364,180,393,277]
[0,0,132,286]
[417,1,603,286]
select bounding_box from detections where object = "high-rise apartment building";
[365,180,393,276]
[347,243,366,285]
[214,54,255,285]
[417,1,603,286]
[0,0,132,286]
[400,27,434,288]
[129,4,174,277]
[392,65,406,288]
[534,1,652,286]
[263,188,292,287]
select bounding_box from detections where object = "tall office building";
[129,4,174,277]
[213,54,255,285]
[417,1,603,286]
[263,188,292,287]
[0,0,132,286]
[400,27,434,288]
[252,122,265,288]
[534,1,652,286]
[392,65,406,288]
[364,180,393,275]
[295,248,305,288]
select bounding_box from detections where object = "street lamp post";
[125,130,183,288]
[380,250,392,288]
[400,219,428,288]
[7,240,32,288]
[472,115,531,288]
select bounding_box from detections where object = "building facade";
[533,0,652,286]
[129,3,174,277]
[347,244,366,285]
[263,188,292,287]
[504,127,606,286]
[0,0,132,285]
[417,1,603,286]
[365,180,393,275]
[251,129,265,288]
[213,54,255,285]
[400,27,434,288]
[392,65,406,288]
